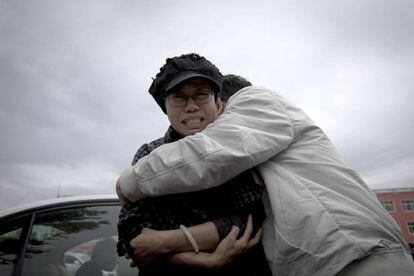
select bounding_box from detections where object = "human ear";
[216,99,224,114]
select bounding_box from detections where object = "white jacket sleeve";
[119,86,294,202]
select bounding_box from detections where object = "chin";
[182,128,203,136]
[186,130,199,136]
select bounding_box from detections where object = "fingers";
[210,216,263,268]
[232,214,251,253]
[247,228,262,250]
[235,214,263,253]
[216,225,240,252]
[228,225,241,240]
[240,214,253,241]
[220,225,240,247]
[128,246,155,267]
[129,235,139,248]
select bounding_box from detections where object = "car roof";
[0,194,120,220]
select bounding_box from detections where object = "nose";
[183,97,200,112]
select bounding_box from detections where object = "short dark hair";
[220,74,252,102]
[148,53,223,113]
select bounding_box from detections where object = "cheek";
[166,106,181,124]
[204,107,219,123]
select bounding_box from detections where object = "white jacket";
[120,86,409,275]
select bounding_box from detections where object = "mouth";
[182,117,204,129]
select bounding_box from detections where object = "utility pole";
[57,183,61,198]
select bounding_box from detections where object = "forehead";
[170,78,213,94]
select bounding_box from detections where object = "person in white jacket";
[118,61,414,275]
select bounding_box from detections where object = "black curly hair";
[220,74,252,102]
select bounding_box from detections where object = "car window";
[0,215,30,276]
[20,204,136,276]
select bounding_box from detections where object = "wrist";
[203,253,220,270]
[179,225,200,253]
[160,229,186,254]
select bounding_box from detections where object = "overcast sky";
[1,0,413,211]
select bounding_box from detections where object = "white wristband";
[179,224,199,253]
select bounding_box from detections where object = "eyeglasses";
[165,89,214,107]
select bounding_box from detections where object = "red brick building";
[373,188,414,245]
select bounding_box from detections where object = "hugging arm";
[118,172,266,268]
[126,215,262,269]
[167,215,262,269]
[119,87,294,202]
[123,193,266,268]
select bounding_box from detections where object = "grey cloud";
[0,161,119,210]
[1,0,413,210]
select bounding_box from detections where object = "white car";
[0,195,137,276]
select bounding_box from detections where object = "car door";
[0,201,136,276]
[0,214,32,276]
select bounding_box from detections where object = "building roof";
[373,187,414,194]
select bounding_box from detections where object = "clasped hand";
[128,215,262,269]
